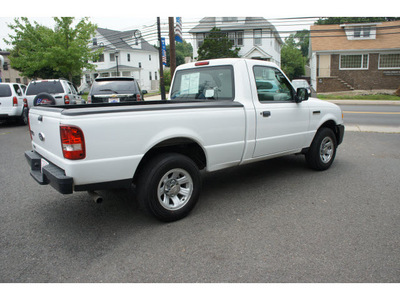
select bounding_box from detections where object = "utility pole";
[157,17,166,100]
[168,17,176,78]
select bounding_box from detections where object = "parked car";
[87,77,145,104]
[25,58,344,222]
[291,79,312,97]
[0,83,28,125]
[25,79,83,107]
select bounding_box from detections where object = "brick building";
[0,51,30,84]
[309,21,400,93]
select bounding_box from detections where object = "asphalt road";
[1,121,399,283]
[340,104,400,128]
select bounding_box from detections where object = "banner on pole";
[161,37,167,66]
[175,17,183,43]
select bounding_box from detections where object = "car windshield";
[26,81,64,95]
[91,79,138,94]
[170,66,234,101]
[0,84,12,97]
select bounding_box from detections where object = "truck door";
[251,65,310,158]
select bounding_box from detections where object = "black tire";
[18,107,28,125]
[136,153,201,222]
[305,127,337,171]
[33,93,56,106]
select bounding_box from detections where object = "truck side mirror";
[295,88,309,103]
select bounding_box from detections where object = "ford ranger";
[25,58,344,222]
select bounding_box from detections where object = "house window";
[94,54,104,63]
[155,72,158,80]
[139,62,142,68]
[149,55,151,61]
[340,54,369,69]
[197,33,205,48]
[149,72,152,80]
[110,53,115,62]
[379,53,400,69]
[127,54,130,62]
[254,29,262,46]
[354,26,371,39]
[227,31,243,46]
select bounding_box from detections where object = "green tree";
[281,36,305,80]
[166,40,193,67]
[293,30,310,58]
[197,27,240,60]
[315,17,400,25]
[5,17,101,84]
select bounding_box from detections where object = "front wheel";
[137,153,201,222]
[305,127,337,171]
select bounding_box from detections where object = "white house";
[80,28,160,92]
[189,17,283,66]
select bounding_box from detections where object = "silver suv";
[25,79,82,107]
[0,83,28,125]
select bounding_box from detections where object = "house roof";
[96,28,158,52]
[189,17,283,44]
[310,21,400,52]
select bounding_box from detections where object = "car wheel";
[33,93,56,106]
[137,153,201,222]
[18,107,28,125]
[306,127,337,171]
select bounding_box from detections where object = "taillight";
[23,98,28,107]
[13,96,18,106]
[195,61,209,66]
[60,125,86,160]
[64,95,70,104]
[136,94,142,101]
[87,95,92,104]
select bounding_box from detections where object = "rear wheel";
[18,107,28,125]
[137,153,201,222]
[306,127,337,171]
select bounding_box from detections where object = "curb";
[345,124,400,134]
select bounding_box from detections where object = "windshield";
[91,79,138,94]
[170,66,234,101]
[0,84,12,97]
[26,81,64,95]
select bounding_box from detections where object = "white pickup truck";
[25,58,344,222]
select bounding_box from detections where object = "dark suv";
[88,77,145,104]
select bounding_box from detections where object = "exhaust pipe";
[88,191,103,204]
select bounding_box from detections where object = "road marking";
[343,111,400,115]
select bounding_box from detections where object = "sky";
[0,0,394,50]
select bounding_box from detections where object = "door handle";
[262,111,271,117]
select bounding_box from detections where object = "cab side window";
[253,66,293,102]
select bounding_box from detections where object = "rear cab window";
[0,84,12,97]
[91,79,138,94]
[26,81,64,95]
[170,66,234,101]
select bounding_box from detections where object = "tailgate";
[29,107,65,164]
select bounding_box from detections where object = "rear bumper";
[25,150,133,194]
[25,150,73,194]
